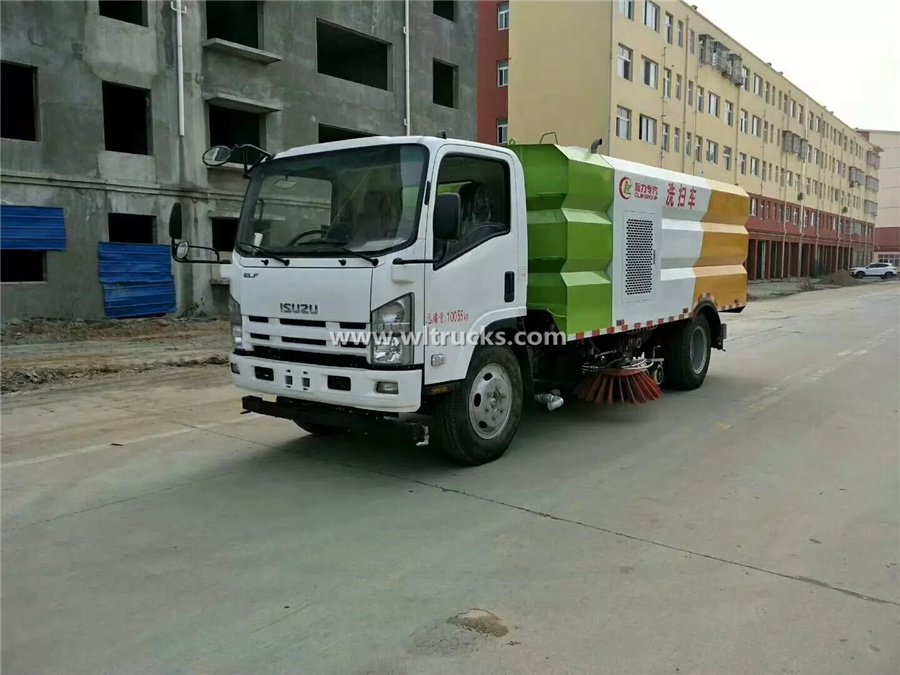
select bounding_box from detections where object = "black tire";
[432,345,523,466]
[662,313,711,391]
[855,271,866,279]
[882,272,894,280]
[294,420,347,436]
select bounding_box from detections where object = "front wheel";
[433,346,523,466]
[855,271,866,279]
[662,313,711,391]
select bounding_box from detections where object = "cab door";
[422,144,521,386]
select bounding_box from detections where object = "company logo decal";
[619,176,659,201]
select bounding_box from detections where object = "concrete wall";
[1,0,476,322]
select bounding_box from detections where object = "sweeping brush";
[573,363,662,405]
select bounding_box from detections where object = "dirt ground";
[1,317,231,393]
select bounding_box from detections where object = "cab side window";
[432,154,511,265]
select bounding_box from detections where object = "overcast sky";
[689,0,900,131]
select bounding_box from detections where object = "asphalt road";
[2,284,899,675]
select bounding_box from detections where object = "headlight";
[370,294,413,366]
[229,297,243,349]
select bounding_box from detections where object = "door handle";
[504,271,515,302]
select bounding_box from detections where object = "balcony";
[866,175,879,192]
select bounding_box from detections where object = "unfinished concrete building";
[0,0,476,321]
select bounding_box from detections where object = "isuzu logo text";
[280,303,319,315]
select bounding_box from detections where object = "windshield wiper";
[236,242,290,266]
[292,241,378,266]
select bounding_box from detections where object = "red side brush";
[573,365,663,405]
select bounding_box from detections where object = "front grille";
[246,346,368,369]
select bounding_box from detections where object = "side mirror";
[174,241,190,260]
[168,202,183,240]
[433,192,461,240]
[202,145,232,167]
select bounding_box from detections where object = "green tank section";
[508,144,615,336]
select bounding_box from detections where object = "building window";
[708,92,719,117]
[102,82,151,155]
[675,74,682,100]
[618,45,633,80]
[208,103,263,148]
[751,157,759,176]
[798,104,805,124]
[108,213,155,243]
[674,127,680,152]
[752,115,761,137]
[497,59,508,87]
[762,161,767,181]
[697,86,704,112]
[750,198,758,216]
[753,74,762,96]
[695,135,702,162]
[662,123,670,151]
[707,140,718,164]
[498,1,509,30]
[685,131,692,156]
[642,57,658,88]
[206,0,259,49]
[639,114,657,144]
[741,66,749,90]
[644,0,660,30]
[663,68,671,97]
[665,12,673,42]
[317,20,390,90]
[616,106,632,140]
[763,120,769,141]
[211,217,239,252]
[1,62,38,142]
[433,0,455,21]
[739,152,747,174]
[0,250,46,283]
[786,170,793,186]
[433,60,457,108]
[619,0,634,20]
[764,81,770,103]
[497,118,508,145]
[739,109,748,134]
[677,20,684,47]
[790,98,796,117]
[723,146,732,171]
[724,101,733,126]
[99,0,147,26]
[687,80,693,105]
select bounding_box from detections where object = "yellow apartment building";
[507,0,881,277]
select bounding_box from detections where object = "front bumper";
[241,395,430,446]
[229,352,423,413]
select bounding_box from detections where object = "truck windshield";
[235,143,428,257]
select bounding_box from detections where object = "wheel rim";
[689,325,709,375]
[468,363,513,440]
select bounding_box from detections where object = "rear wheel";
[882,272,895,280]
[294,420,347,436]
[662,313,711,391]
[433,345,523,466]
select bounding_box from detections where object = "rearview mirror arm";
[170,241,231,265]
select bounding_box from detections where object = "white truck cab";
[170,136,528,459]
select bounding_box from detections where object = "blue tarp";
[98,243,176,318]
[0,205,67,250]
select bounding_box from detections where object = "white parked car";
[849,262,897,279]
